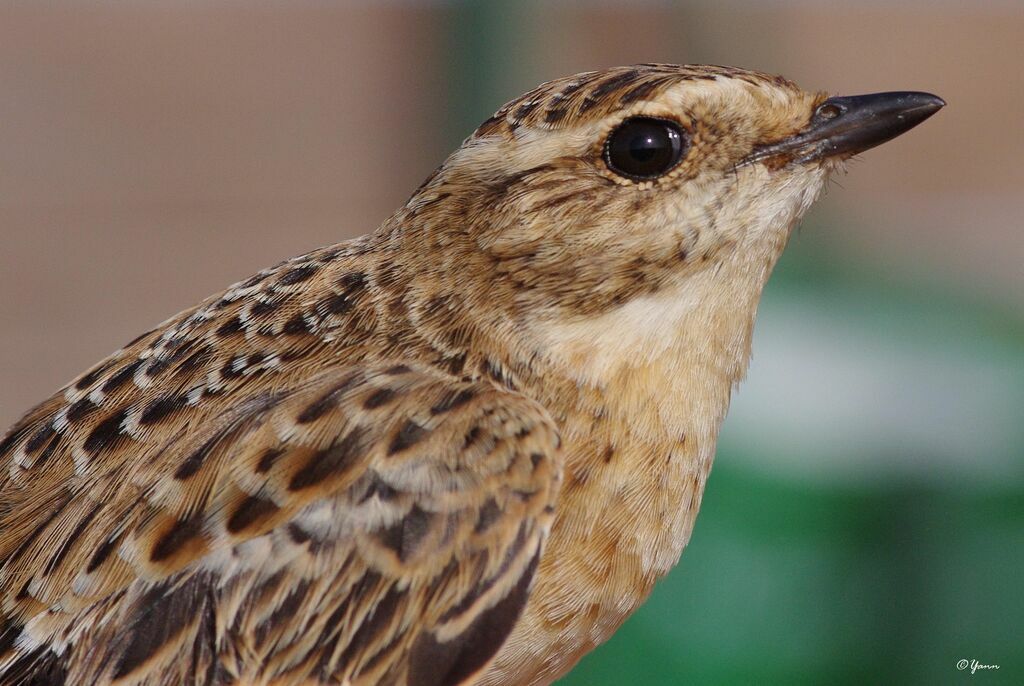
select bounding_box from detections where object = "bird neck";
[513,226,792,575]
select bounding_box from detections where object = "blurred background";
[1,1,1021,683]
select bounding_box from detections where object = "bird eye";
[604,117,687,180]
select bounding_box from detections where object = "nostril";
[816,103,843,120]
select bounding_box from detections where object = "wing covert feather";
[0,362,562,686]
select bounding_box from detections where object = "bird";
[0,64,942,686]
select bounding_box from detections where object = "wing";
[0,361,562,686]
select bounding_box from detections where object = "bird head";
[400,65,943,386]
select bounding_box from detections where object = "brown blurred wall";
[0,4,447,425]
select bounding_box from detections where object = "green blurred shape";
[560,461,1023,685]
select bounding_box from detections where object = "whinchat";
[0,65,942,685]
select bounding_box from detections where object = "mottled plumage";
[0,64,941,685]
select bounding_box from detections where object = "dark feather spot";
[216,316,244,337]
[378,505,433,562]
[220,357,245,379]
[558,79,588,98]
[441,524,528,627]
[363,387,398,410]
[226,495,279,534]
[474,498,502,534]
[423,294,450,316]
[512,489,534,502]
[289,426,368,491]
[282,313,310,335]
[296,374,360,424]
[250,300,278,317]
[431,388,475,415]
[480,359,508,386]
[279,264,319,285]
[359,473,399,503]
[150,515,203,563]
[255,447,286,474]
[620,78,664,104]
[65,398,97,423]
[287,523,311,544]
[384,364,411,376]
[590,69,641,102]
[0,422,33,458]
[513,99,540,121]
[318,292,353,316]
[25,423,56,454]
[174,345,214,377]
[86,534,121,573]
[0,616,24,656]
[337,271,367,293]
[388,420,428,456]
[175,434,220,480]
[439,352,467,376]
[83,408,129,454]
[140,395,187,425]
[145,357,171,377]
[112,575,210,679]
[75,359,116,390]
[101,359,143,394]
[408,551,539,686]
[545,108,567,124]
[123,328,157,349]
[462,426,482,450]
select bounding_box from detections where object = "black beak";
[743,91,945,166]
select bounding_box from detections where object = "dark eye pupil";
[605,117,686,180]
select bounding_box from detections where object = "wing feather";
[0,361,562,686]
